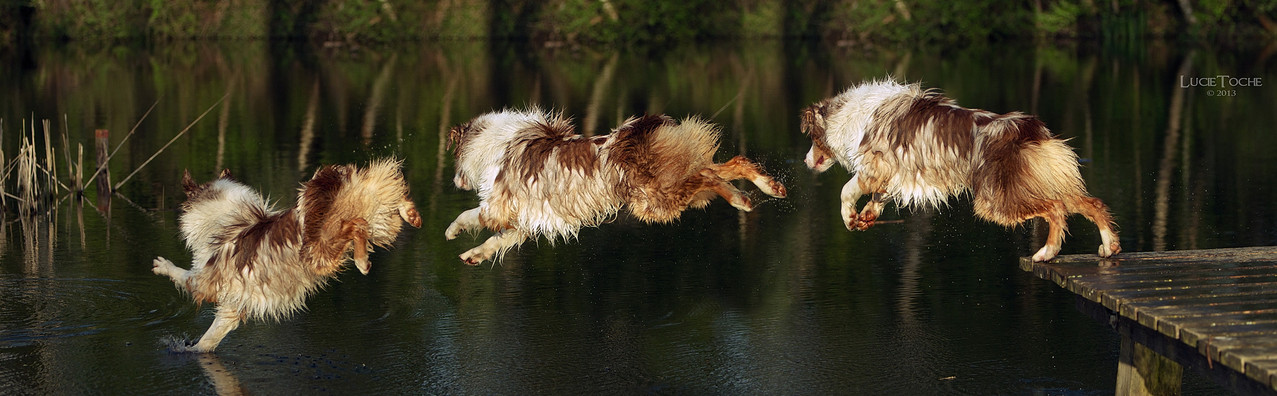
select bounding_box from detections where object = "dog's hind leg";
[399,199,423,228]
[1031,200,1069,262]
[341,218,373,275]
[460,228,528,265]
[445,207,482,240]
[710,156,788,198]
[1070,196,1121,258]
[701,169,753,212]
[185,306,243,353]
[152,256,190,289]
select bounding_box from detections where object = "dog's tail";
[971,113,1090,226]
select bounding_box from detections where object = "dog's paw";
[152,256,175,275]
[1098,241,1122,258]
[729,195,753,212]
[1032,244,1061,262]
[401,206,423,228]
[840,203,859,231]
[854,211,878,231]
[757,178,788,198]
[459,249,489,266]
[445,221,463,240]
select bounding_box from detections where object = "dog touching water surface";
[446,108,788,265]
[800,78,1120,262]
[152,159,421,353]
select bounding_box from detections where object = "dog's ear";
[799,104,823,134]
[181,169,199,197]
[218,169,233,180]
[800,103,830,143]
[446,122,471,156]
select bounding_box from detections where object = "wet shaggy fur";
[151,159,422,353]
[800,78,1120,262]
[446,108,788,265]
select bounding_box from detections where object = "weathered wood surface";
[1021,246,1277,392]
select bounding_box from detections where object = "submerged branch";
[85,100,159,187]
[113,93,229,191]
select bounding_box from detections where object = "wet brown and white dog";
[151,159,421,353]
[446,108,787,265]
[800,78,1120,262]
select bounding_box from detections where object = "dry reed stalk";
[42,119,56,195]
[18,119,37,215]
[0,118,6,211]
[62,115,76,193]
[76,144,84,194]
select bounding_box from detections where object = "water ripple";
[0,275,192,349]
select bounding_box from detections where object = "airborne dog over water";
[446,108,788,265]
[800,78,1121,262]
[152,159,422,353]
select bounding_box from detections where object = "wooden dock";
[1021,246,1277,395]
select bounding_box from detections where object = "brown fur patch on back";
[515,120,599,181]
[301,165,348,248]
[232,210,299,272]
[877,92,976,158]
[608,115,674,169]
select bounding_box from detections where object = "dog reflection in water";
[446,108,787,265]
[152,159,421,353]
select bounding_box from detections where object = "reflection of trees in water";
[1153,51,1195,252]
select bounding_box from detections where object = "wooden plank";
[1074,296,1277,395]
[1154,309,1277,341]
[1025,246,1277,266]
[1022,246,1277,393]
[1114,285,1277,326]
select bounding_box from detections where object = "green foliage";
[311,0,405,41]
[1037,1,1083,36]
[537,0,742,44]
[10,0,1277,43]
[31,0,148,40]
[739,0,783,37]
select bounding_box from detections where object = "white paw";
[152,256,175,275]
[729,195,753,212]
[460,247,490,266]
[1032,245,1061,262]
[445,222,462,240]
[840,206,857,232]
[754,177,788,198]
[1098,241,1121,258]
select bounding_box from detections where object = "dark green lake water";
[1,40,1274,394]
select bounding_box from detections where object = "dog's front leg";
[152,256,190,289]
[856,193,886,230]
[445,207,482,240]
[840,176,866,231]
[185,306,243,353]
[460,229,527,265]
